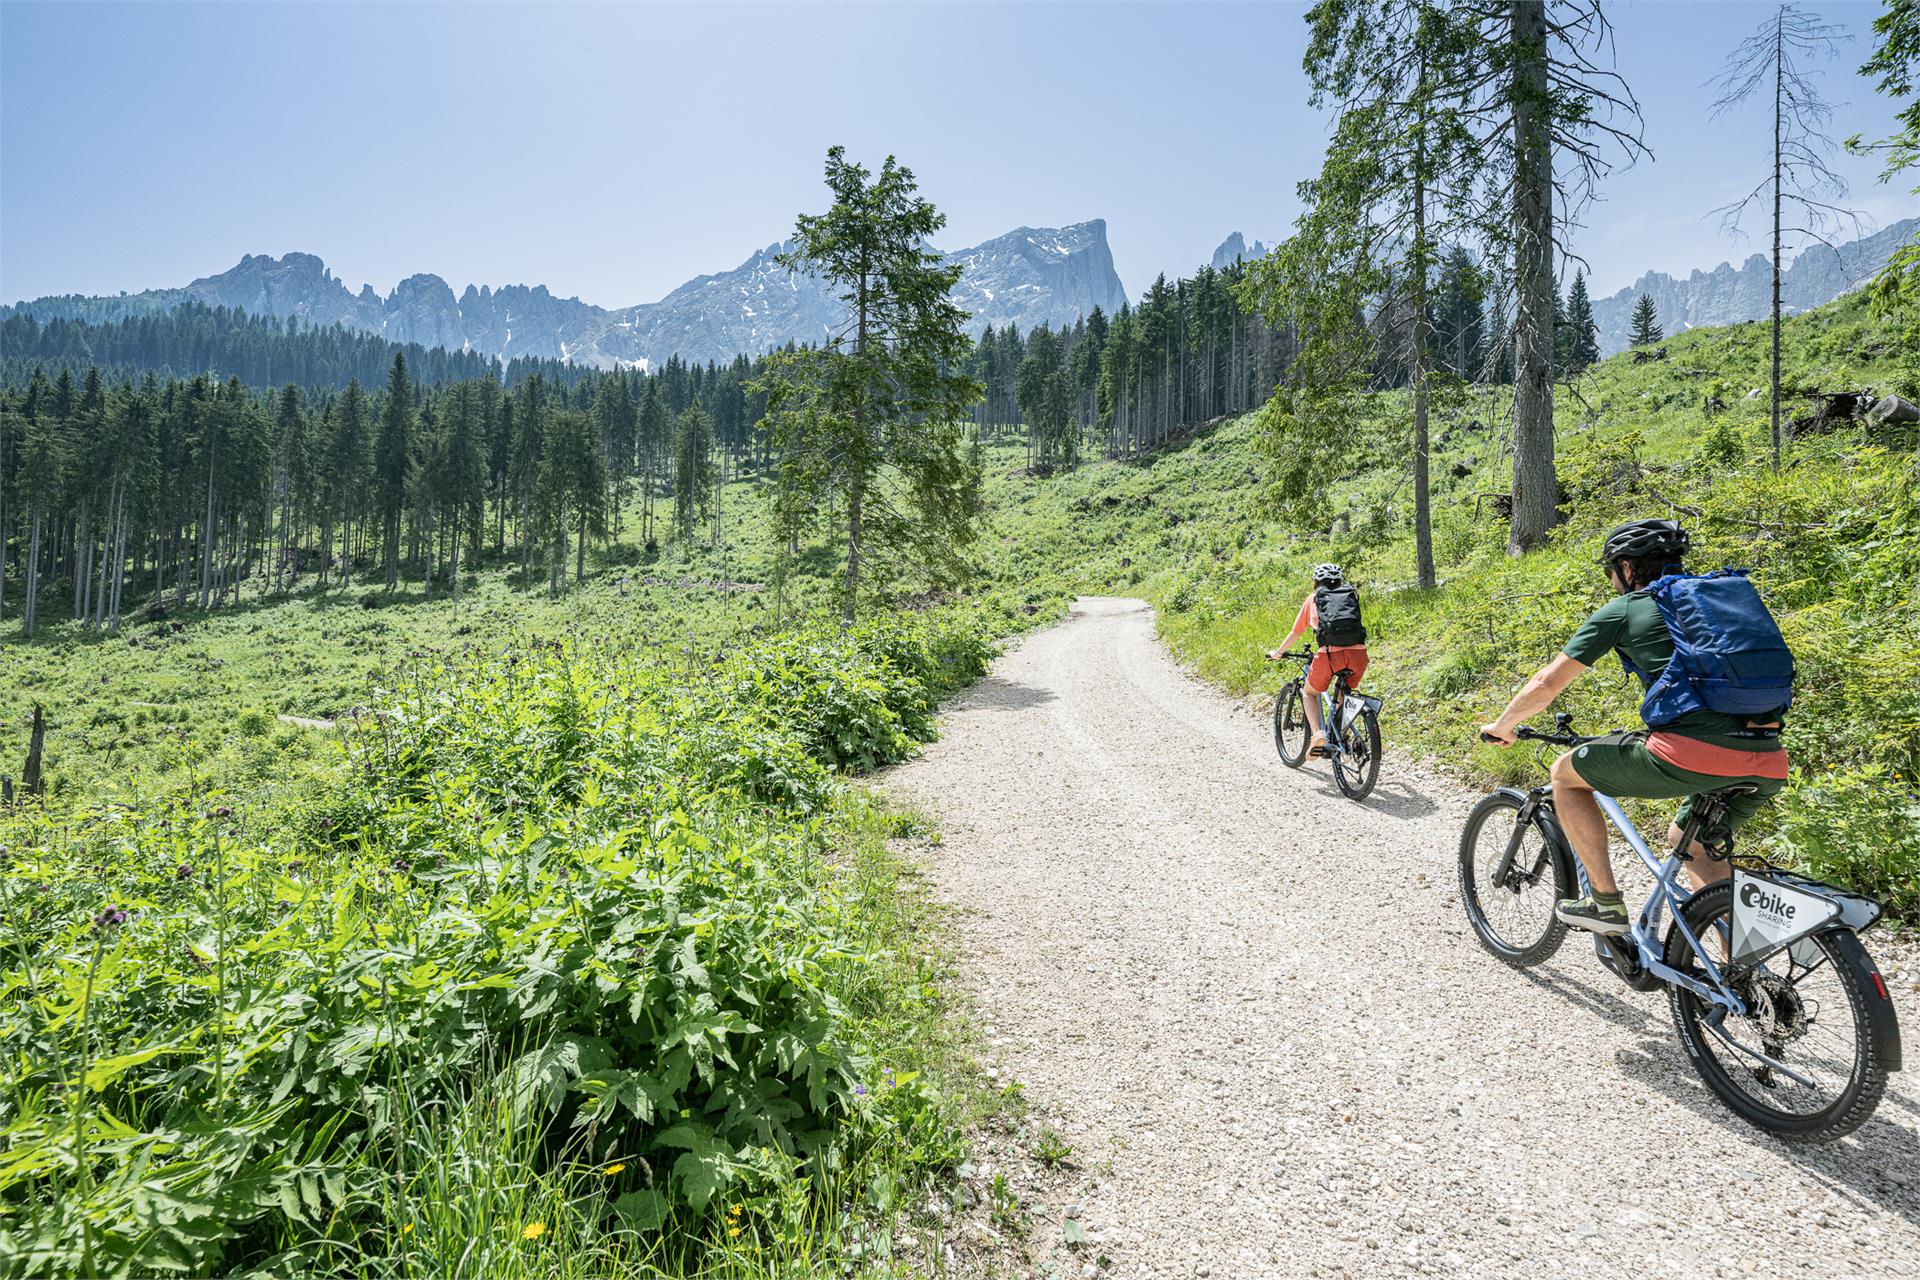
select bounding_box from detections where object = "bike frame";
[1583,790,1748,1014]
[1291,655,1380,760]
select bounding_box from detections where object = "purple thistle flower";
[92,906,128,932]
[854,1082,866,1097]
[175,863,194,880]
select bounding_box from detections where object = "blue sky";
[2,1,1912,311]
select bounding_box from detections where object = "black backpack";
[1314,584,1367,647]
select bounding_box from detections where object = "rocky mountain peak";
[1212,232,1270,270]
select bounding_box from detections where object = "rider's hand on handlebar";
[1265,648,1285,662]
[1478,721,1517,747]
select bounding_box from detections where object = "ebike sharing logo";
[1739,879,1797,930]
[1731,870,1840,963]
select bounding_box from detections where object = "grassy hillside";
[973,289,1920,914]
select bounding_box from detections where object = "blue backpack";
[1623,570,1796,728]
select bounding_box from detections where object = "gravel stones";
[885,596,1920,1280]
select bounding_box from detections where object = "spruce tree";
[1551,282,1573,379]
[375,353,414,588]
[637,379,668,547]
[1239,0,1482,588]
[755,147,983,623]
[535,407,607,589]
[1565,272,1600,372]
[1629,292,1663,346]
[672,400,714,545]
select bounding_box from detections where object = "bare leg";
[1303,685,1327,748]
[1551,751,1616,895]
[1672,822,1733,959]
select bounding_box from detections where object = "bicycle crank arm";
[1701,1020,1818,1088]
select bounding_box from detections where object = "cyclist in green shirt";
[1480,519,1788,934]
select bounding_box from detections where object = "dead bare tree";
[1709,3,1861,468]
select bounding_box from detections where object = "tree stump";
[23,704,45,799]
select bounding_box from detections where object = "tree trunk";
[22,703,46,798]
[23,511,41,636]
[1507,0,1558,555]
[199,456,216,610]
[1769,18,1784,468]
[1412,124,1437,591]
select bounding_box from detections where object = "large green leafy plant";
[0,614,992,1278]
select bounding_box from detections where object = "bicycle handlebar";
[1269,649,1315,662]
[1478,720,1608,748]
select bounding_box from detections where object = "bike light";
[1872,972,1890,1001]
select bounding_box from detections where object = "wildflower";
[92,906,129,932]
[392,857,412,872]
[883,1068,895,1088]
[602,1163,626,1177]
[211,806,233,819]
[175,863,194,880]
[854,1082,867,1097]
[728,1225,743,1239]
[521,1222,546,1240]
[401,1223,414,1236]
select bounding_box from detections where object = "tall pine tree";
[755,147,983,623]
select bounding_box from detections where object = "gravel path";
[884,597,1920,1280]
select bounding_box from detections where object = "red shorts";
[1306,646,1368,694]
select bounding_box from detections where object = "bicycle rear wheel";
[1664,883,1893,1142]
[1331,707,1381,800]
[1457,792,1570,966]
[1273,682,1309,767]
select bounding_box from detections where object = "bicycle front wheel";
[1273,682,1309,767]
[1457,792,1570,967]
[1665,883,1894,1142]
[1331,707,1381,800]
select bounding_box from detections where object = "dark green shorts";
[1566,731,1783,838]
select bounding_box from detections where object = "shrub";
[1773,766,1920,919]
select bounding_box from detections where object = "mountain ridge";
[9,222,1130,370]
[1591,217,1918,354]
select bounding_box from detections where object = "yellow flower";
[602,1163,626,1176]
[728,1225,743,1239]
[727,1205,742,1221]
[522,1222,547,1241]
[401,1224,414,1236]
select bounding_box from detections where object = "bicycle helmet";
[1311,562,1344,585]
[1597,518,1689,565]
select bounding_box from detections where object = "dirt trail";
[884,597,1920,1280]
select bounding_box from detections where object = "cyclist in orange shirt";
[1266,563,1369,757]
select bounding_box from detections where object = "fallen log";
[1868,394,1919,426]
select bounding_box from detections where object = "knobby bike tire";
[1332,706,1382,800]
[1664,882,1891,1143]
[1457,792,1570,967]
[1274,682,1309,767]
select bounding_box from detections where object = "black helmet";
[1598,518,1690,565]
[1311,562,1344,585]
